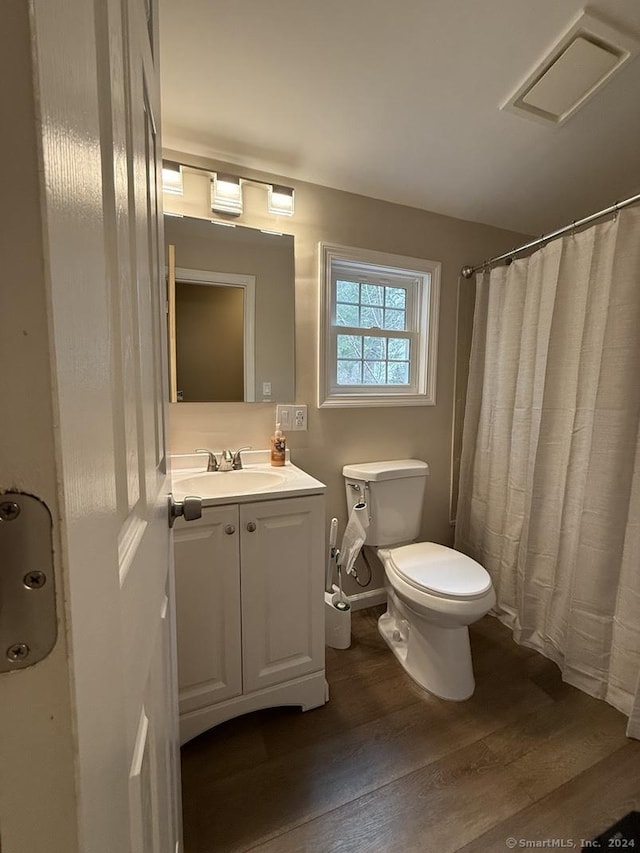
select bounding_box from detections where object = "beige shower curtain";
[455,206,640,738]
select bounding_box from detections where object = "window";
[318,244,440,407]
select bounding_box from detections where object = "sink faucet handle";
[232,446,252,470]
[195,448,219,472]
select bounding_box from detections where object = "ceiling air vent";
[502,10,640,126]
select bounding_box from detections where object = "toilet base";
[378,590,475,701]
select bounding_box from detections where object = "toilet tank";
[342,460,429,547]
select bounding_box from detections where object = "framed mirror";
[165,214,295,403]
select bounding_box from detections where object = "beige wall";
[165,151,528,594]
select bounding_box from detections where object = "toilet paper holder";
[347,482,372,522]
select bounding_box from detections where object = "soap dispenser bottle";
[270,422,286,467]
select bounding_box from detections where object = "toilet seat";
[385,543,491,600]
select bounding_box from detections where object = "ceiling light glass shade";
[211,173,243,215]
[161,160,183,195]
[268,184,295,216]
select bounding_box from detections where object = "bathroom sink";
[173,469,287,498]
[171,453,326,506]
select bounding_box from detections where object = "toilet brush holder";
[324,591,351,649]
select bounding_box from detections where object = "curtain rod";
[460,190,640,279]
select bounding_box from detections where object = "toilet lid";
[386,543,492,599]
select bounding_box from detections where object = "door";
[0,1,180,851]
[175,507,242,716]
[240,497,325,693]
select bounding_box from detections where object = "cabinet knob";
[224,524,235,535]
[246,522,257,533]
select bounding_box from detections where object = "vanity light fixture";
[211,173,243,216]
[162,160,184,195]
[162,160,297,218]
[267,184,295,217]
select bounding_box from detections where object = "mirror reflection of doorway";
[175,280,244,402]
[167,262,256,403]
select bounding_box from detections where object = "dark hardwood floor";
[181,606,640,852]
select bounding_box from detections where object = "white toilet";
[342,459,495,700]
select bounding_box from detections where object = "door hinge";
[0,492,57,671]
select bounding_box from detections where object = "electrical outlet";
[293,405,307,431]
[276,404,307,431]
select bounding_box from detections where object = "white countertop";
[171,450,326,507]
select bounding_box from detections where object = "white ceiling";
[159,0,640,235]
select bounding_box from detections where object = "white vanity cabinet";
[174,493,326,743]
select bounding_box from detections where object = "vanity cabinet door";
[174,506,242,712]
[240,495,325,693]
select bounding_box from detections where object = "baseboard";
[329,584,387,611]
[347,587,387,611]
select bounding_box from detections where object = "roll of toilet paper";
[340,502,369,576]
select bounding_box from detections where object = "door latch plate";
[0,492,57,671]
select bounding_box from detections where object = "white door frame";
[0,6,79,850]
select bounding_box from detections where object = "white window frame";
[318,243,440,408]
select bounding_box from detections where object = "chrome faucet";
[219,449,234,472]
[195,448,219,472]
[195,446,252,472]
[218,446,253,471]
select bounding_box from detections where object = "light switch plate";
[275,404,292,430]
